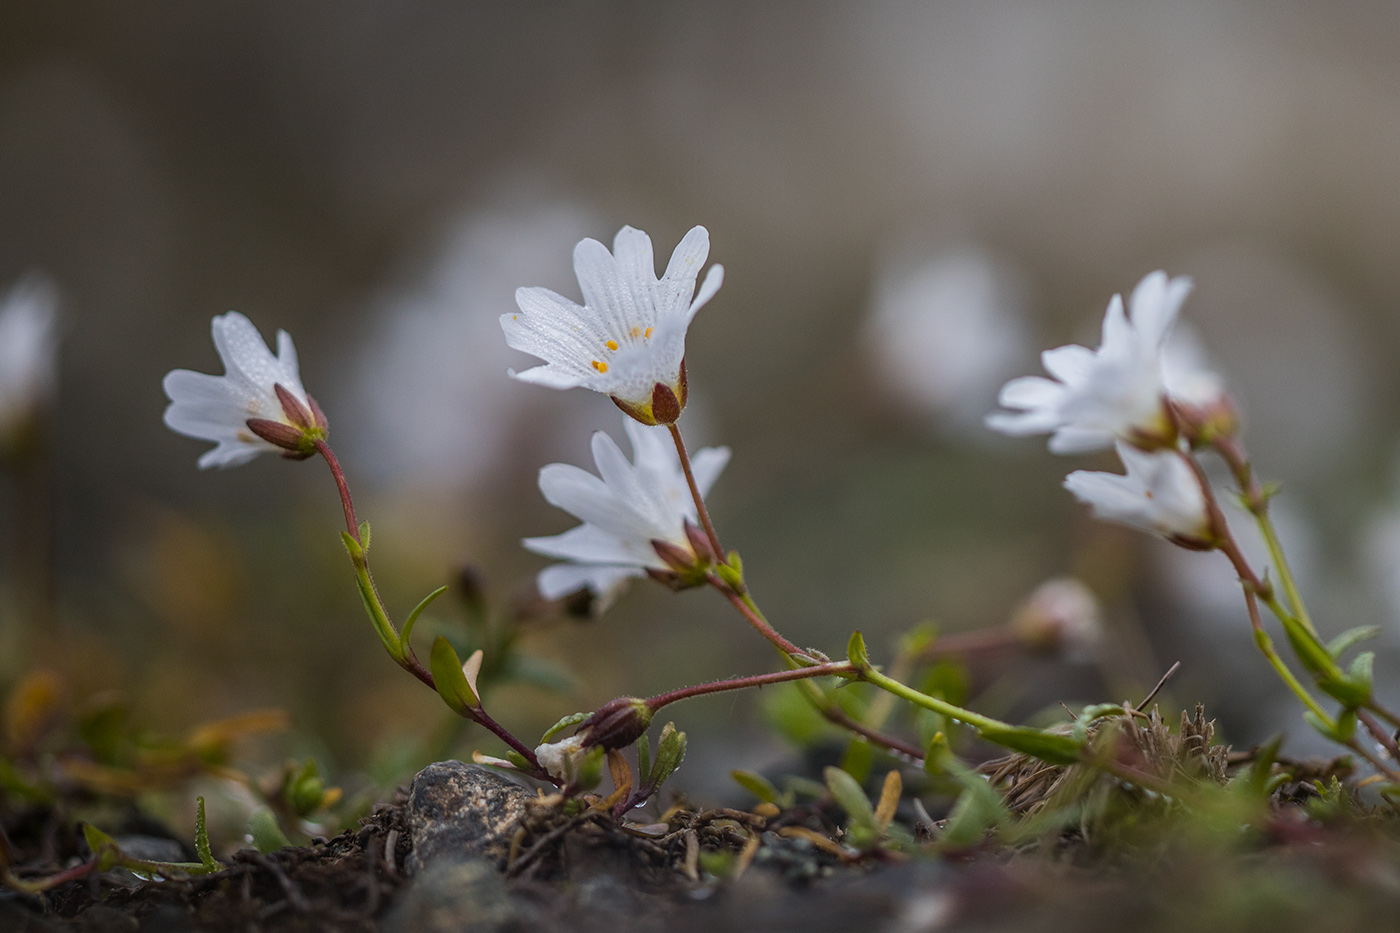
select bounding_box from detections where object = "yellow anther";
[606,339,619,351]
[644,326,653,339]
[629,326,641,338]
[592,360,609,373]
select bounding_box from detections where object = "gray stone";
[404,760,533,874]
[385,858,523,933]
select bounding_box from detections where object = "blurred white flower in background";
[162,312,317,469]
[524,416,730,609]
[503,224,723,426]
[0,273,59,443]
[988,271,1192,453]
[1011,577,1103,662]
[349,199,601,488]
[863,242,1030,436]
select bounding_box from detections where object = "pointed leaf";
[873,770,902,833]
[823,766,876,832]
[400,585,449,651]
[1348,651,1375,693]
[249,808,291,854]
[358,521,372,551]
[636,734,651,786]
[339,531,364,562]
[541,713,589,743]
[976,723,1082,765]
[82,823,121,871]
[731,769,780,804]
[846,630,870,668]
[1328,626,1381,660]
[430,636,479,714]
[194,797,218,870]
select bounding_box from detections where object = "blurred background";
[4,1,1400,815]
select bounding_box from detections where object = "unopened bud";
[579,696,654,751]
[1011,577,1102,662]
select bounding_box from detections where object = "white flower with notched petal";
[987,271,1192,453]
[163,312,327,469]
[0,274,58,443]
[524,417,730,608]
[1063,442,1214,547]
[503,225,723,425]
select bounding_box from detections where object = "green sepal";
[249,808,291,854]
[731,769,780,804]
[1328,626,1381,660]
[976,723,1082,765]
[540,712,589,743]
[846,630,870,668]
[823,766,876,834]
[400,585,449,652]
[429,636,479,714]
[358,521,371,551]
[194,797,217,870]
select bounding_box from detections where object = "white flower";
[534,734,588,783]
[1063,442,1213,545]
[0,274,58,441]
[1010,577,1102,662]
[523,416,730,607]
[987,271,1192,453]
[1162,322,1227,411]
[502,225,723,425]
[163,311,324,469]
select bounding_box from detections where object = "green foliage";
[429,636,480,714]
[249,808,292,854]
[399,585,449,653]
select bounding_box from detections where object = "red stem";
[706,573,802,655]
[667,423,725,562]
[314,439,359,542]
[646,662,855,710]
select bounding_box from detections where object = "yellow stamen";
[644,326,652,339]
[592,360,609,373]
[628,326,641,338]
[606,339,618,351]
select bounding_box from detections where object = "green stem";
[859,664,1020,737]
[1255,512,1317,639]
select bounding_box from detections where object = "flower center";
[590,327,654,374]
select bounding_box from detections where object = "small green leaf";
[82,823,121,871]
[358,521,371,551]
[1348,651,1375,692]
[194,797,218,870]
[846,630,870,667]
[1327,626,1381,660]
[400,585,449,652]
[976,723,1082,765]
[823,766,876,833]
[249,808,291,854]
[649,722,687,788]
[716,563,743,591]
[731,769,779,804]
[340,531,364,561]
[429,636,479,714]
[726,550,743,578]
[540,712,589,743]
[505,750,532,771]
[636,734,651,785]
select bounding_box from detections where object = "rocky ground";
[5,749,1400,933]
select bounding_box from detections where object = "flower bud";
[579,696,654,751]
[1011,577,1102,662]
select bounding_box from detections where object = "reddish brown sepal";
[274,384,313,429]
[683,520,716,564]
[650,382,681,425]
[645,567,685,590]
[651,538,696,573]
[247,418,306,451]
[305,393,331,433]
[579,697,654,751]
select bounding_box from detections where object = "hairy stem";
[668,423,725,562]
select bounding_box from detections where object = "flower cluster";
[989,271,1224,544]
